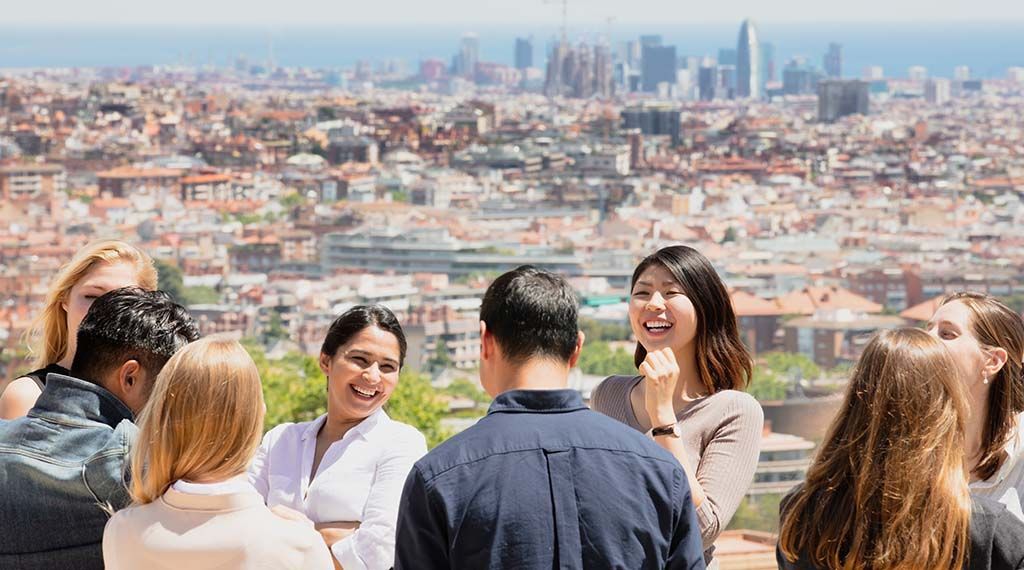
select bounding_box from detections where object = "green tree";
[577,341,636,377]
[386,370,450,448]
[579,318,633,342]
[443,378,491,405]
[244,339,327,430]
[182,285,220,305]
[264,312,289,344]
[727,493,785,534]
[748,352,821,402]
[153,259,185,304]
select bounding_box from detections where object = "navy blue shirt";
[394,389,706,570]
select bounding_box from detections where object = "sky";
[6,0,1024,26]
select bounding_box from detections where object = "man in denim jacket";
[0,288,200,570]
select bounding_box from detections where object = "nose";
[646,291,666,311]
[362,363,382,385]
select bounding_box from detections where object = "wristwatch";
[651,422,681,438]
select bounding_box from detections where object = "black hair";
[479,265,579,365]
[630,245,752,392]
[321,305,407,366]
[72,287,201,385]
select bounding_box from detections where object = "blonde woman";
[778,328,1024,570]
[101,337,332,570]
[0,239,158,419]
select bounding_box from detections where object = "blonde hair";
[129,337,265,505]
[28,239,158,368]
[779,328,972,570]
[940,291,1024,481]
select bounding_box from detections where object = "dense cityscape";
[3,17,1024,567]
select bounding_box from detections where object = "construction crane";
[543,0,569,45]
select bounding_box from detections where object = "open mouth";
[643,319,674,335]
[350,385,381,400]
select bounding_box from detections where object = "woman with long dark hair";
[249,305,427,570]
[778,328,1024,569]
[591,245,763,568]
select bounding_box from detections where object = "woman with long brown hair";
[927,292,1024,514]
[778,328,1024,570]
[591,245,763,568]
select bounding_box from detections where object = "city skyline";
[5,0,1024,25]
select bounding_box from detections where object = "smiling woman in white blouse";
[249,305,427,570]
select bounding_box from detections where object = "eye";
[665,290,683,297]
[381,364,397,373]
[940,330,958,340]
[632,290,650,298]
[350,355,368,365]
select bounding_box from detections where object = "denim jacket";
[0,372,136,570]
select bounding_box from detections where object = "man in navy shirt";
[395,266,705,569]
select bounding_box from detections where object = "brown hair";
[27,239,157,368]
[779,328,971,569]
[129,337,265,504]
[630,245,752,392]
[940,291,1024,481]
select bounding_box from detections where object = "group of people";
[0,239,1021,570]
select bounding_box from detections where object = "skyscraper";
[641,45,677,93]
[824,43,842,78]
[640,35,663,48]
[783,57,822,95]
[761,42,776,84]
[736,19,762,99]
[544,41,570,96]
[818,80,870,122]
[455,33,480,79]
[926,78,951,105]
[515,37,533,70]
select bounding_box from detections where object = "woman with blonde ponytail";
[778,328,1024,570]
[101,337,332,570]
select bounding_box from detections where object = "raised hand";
[639,347,680,427]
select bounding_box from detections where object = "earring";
[983,375,990,385]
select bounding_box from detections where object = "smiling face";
[62,260,143,362]
[628,263,699,355]
[926,300,990,394]
[320,325,401,422]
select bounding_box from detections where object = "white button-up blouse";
[249,408,427,570]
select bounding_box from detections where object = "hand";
[316,521,360,546]
[271,505,314,527]
[639,347,679,427]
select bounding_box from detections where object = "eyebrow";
[634,280,681,288]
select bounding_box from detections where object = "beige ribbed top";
[591,375,764,568]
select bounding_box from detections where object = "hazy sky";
[7,0,1024,26]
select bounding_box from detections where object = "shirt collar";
[487,389,587,415]
[300,407,389,442]
[30,373,134,428]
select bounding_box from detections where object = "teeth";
[352,386,377,397]
[645,321,672,329]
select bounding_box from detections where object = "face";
[320,325,401,422]
[62,260,141,356]
[629,264,699,355]
[926,300,990,394]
